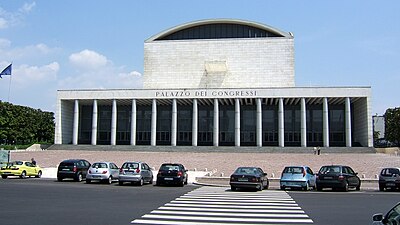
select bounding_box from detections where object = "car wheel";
[356,185,361,191]
[184,177,188,185]
[280,186,285,190]
[57,177,63,182]
[107,176,112,184]
[155,180,160,186]
[303,182,310,191]
[86,179,91,184]
[148,176,153,184]
[231,186,237,191]
[35,171,42,178]
[139,178,144,186]
[379,185,385,191]
[179,180,185,187]
[317,186,322,191]
[1,175,7,179]
[119,181,123,186]
[75,173,83,182]
[20,171,27,179]
[343,182,349,192]
[258,182,263,191]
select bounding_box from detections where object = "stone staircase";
[47,144,376,153]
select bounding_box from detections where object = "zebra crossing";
[131,186,313,225]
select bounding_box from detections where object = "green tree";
[384,107,400,146]
[0,101,54,146]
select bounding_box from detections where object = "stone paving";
[9,149,400,180]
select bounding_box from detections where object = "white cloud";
[12,62,59,85]
[19,2,36,14]
[0,40,60,60]
[0,2,35,30]
[0,17,7,29]
[69,49,109,71]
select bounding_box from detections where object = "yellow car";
[0,161,43,179]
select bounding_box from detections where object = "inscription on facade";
[155,90,257,98]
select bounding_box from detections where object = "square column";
[111,99,117,146]
[130,99,137,146]
[235,98,241,147]
[256,98,262,147]
[72,99,79,145]
[301,98,307,147]
[151,99,157,146]
[192,99,198,146]
[323,97,330,147]
[213,99,219,146]
[278,98,284,147]
[171,99,177,146]
[345,97,352,147]
[91,100,98,145]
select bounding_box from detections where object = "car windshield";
[160,165,180,171]
[283,167,304,174]
[320,166,341,174]
[92,163,108,168]
[235,167,258,175]
[8,161,23,166]
[122,163,139,169]
[381,168,400,176]
[60,162,74,167]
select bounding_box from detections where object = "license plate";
[164,178,173,181]
[238,178,248,182]
[62,168,70,171]
[324,177,333,179]
[93,175,101,178]
[387,183,395,186]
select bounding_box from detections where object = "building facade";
[55,19,373,148]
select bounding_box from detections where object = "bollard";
[271,173,275,178]
[194,168,197,171]
[220,172,224,177]
[362,174,366,178]
[205,168,208,172]
[375,174,379,179]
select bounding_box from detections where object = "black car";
[230,167,269,191]
[57,159,91,182]
[379,167,400,191]
[156,163,188,186]
[316,165,361,191]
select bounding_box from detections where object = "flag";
[0,64,12,78]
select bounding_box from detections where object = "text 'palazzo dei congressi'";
[55,19,373,149]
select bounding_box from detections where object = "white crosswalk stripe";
[131,186,313,224]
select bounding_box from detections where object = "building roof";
[146,18,293,42]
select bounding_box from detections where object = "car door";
[111,163,119,179]
[306,167,316,187]
[24,162,35,176]
[141,163,149,182]
[345,167,358,187]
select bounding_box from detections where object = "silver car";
[373,202,400,225]
[280,166,316,191]
[119,162,153,186]
[86,162,119,184]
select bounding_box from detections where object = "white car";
[86,162,119,184]
[118,161,153,186]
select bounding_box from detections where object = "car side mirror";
[264,173,268,176]
[185,170,188,172]
[355,172,358,176]
[372,213,383,222]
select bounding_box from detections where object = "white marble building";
[55,19,373,148]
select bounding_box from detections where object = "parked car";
[57,159,91,182]
[118,161,153,186]
[374,138,397,148]
[230,167,269,191]
[316,165,361,191]
[280,166,316,191]
[86,162,119,184]
[379,167,400,191]
[0,161,42,179]
[156,163,188,186]
[372,202,400,225]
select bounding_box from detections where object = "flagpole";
[7,73,12,102]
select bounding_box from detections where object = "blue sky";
[0,1,399,115]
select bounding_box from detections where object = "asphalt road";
[1,178,399,225]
